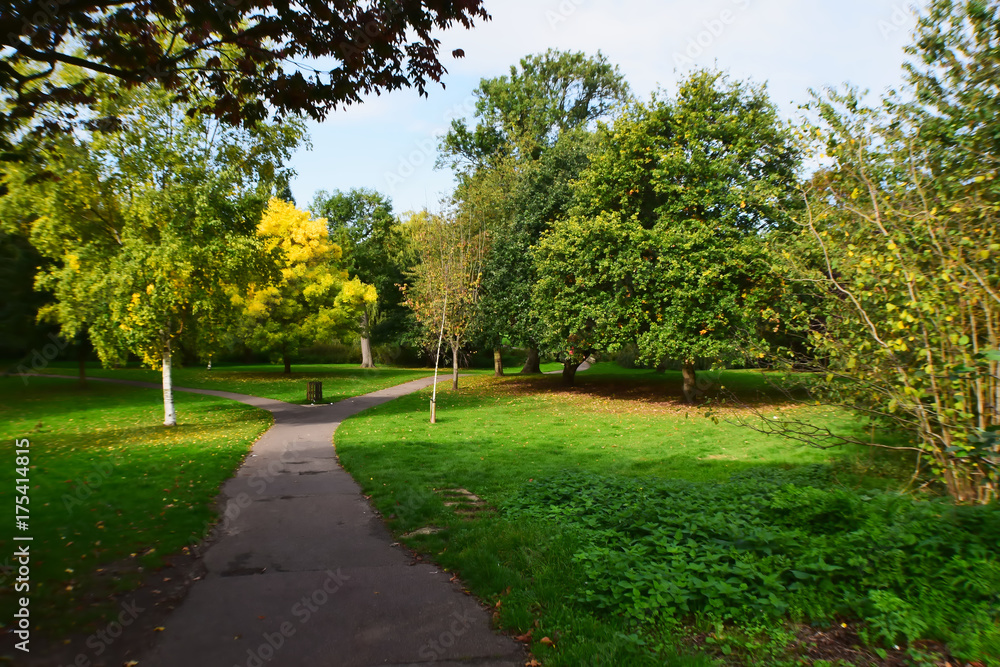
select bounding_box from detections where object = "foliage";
[0,228,54,356]
[443,50,626,366]
[0,0,489,141]
[537,70,798,393]
[334,368,961,664]
[504,468,1000,662]
[534,210,652,372]
[237,198,375,372]
[6,80,303,424]
[776,0,1000,502]
[310,188,411,347]
[439,49,629,169]
[471,130,598,359]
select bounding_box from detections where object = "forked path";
[39,374,525,666]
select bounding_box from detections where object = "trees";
[538,70,798,395]
[310,188,406,368]
[239,198,375,374]
[440,49,629,168]
[401,209,488,391]
[441,50,629,373]
[0,0,488,142]
[534,211,654,385]
[10,79,302,424]
[774,1,1000,503]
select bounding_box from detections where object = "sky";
[287,0,919,215]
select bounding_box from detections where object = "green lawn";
[335,366,998,666]
[26,360,434,404]
[336,365,881,502]
[0,375,273,637]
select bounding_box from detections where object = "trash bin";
[306,381,323,403]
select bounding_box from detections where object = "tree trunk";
[283,351,291,374]
[451,337,460,391]
[77,339,87,388]
[162,339,176,427]
[493,347,504,377]
[520,346,542,374]
[360,312,375,369]
[360,336,375,368]
[562,359,580,386]
[655,355,669,374]
[682,361,697,405]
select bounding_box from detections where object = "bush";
[296,341,360,364]
[503,467,1000,661]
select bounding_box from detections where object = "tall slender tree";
[402,209,488,391]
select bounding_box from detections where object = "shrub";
[503,467,1000,660]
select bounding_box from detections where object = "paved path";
[30,374,525,667]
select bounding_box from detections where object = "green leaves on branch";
[783,0,1000,503]
[537,70,798,387]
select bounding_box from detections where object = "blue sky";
[287,0,918,215]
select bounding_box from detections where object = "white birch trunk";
[451,336,459,391]
[162,338,176,427]
[360,314,375,369]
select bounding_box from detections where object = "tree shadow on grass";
[481,368,806,415]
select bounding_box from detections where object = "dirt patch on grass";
[472,373,803,418]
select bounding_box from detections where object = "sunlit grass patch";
[0,376,271,637]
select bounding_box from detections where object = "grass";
[24,360,434,404]
[336,364,889,501]
[332,364,985,666]
[0,375,273,638]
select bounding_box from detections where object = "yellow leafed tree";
[237,198,375,373]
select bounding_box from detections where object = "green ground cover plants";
[0,375,271,637]
[335,365,1000,665]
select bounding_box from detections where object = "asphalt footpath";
[28,374,526,667]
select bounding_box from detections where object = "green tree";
[535,210,654,385]
[238,198,375,374]
[442,50,629,373]
[539,70,799,396]
[310,188,407,368]
[440,49,628,168]
[773,1,1000,503]
[15,80,302,425]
